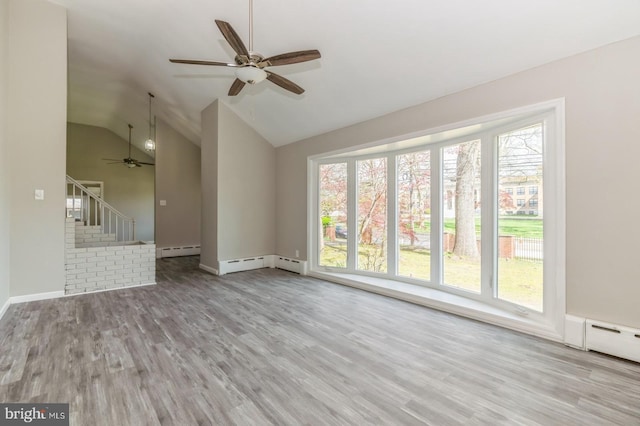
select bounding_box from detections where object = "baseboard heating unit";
[214,255,308,276]
[275,256,307,274]
[157,245,201,258]
[585,319,640,363]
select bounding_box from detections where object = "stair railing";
[66,175,136,242]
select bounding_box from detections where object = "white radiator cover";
[275,256,308,274]
[563,315,586,349]
[585,319,640,363]
[214,255,308,276]
[157,245,201,258]
[219,256,269,275]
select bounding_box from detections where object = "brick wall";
[74,223,116,246]
[65,218,155,294]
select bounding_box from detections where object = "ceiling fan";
[169,0,321,96]
[103,124,155,168]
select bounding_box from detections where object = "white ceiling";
[51,0,640,149]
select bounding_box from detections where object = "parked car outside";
[335,225,347,239]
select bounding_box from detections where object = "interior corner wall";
[6,0,67,297]
[200,100,219,271]
[66,123,155,242]
[0,0,10,308]
[217,102,275,260]
[275,36,640,329]
[155,118,201,249]
[199,100,276,271]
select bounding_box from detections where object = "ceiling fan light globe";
[235,66,267,85]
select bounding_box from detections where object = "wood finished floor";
[1,256,639,425]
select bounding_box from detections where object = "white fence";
[514,237,543,261]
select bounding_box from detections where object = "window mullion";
[431,147,442,285]
[312,160,320,270]
[387,154,397,276]
[481,134,497,300]
[346,159,357,271]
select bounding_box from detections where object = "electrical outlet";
[34,189,45,200]
[295,249,299,258]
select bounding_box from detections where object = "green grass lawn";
[497,217,543,238]
[321,243,542,311]
[411,217,542,238]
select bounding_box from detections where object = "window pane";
[397,151,431,280]
[497,124,543,311]
[442,140,481,292]
[357,158,387,273]
[319,163,348,268]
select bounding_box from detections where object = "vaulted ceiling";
[51,0,640,150]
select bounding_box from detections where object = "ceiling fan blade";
[215,20,249,58]
[266,71,305,95]
[169,59,236,67]
[228,78,246,96]
[102,158,122,161]
[136,161,155,166]
[259,50,321,67]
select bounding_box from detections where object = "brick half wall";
[65,218,156,294]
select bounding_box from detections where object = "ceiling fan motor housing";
[170,17,320,96]
[235,54,268,84]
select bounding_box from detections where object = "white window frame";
[309,99,565,338]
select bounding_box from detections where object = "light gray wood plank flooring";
[1,256,639,425]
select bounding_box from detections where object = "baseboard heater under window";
[157,245,201,258]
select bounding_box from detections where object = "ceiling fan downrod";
[248,0,254,53]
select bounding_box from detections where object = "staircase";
[66,175,135,244]
[65,175,155,295]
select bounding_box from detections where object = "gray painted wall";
[155,118,201,249]
[0,0,9,307]
[199,100,276,271]
[200,100,219,271]
[217,101,275,260]
[67,123,155,242]
[276,36,640,329]
[7,0,67,297]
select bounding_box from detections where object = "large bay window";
[310,101,565,334]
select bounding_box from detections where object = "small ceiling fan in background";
[169,0,321,96]
[103,124,155,168]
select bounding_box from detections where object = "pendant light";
[144,92,156,151]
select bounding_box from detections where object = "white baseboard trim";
[0,283,158,319]
[564,315,586,349]
[64,282,156,297]
[11,291,65,304]
[0,298,10,322]
[199,263,219,276]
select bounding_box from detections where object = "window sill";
[308,270,562,342]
